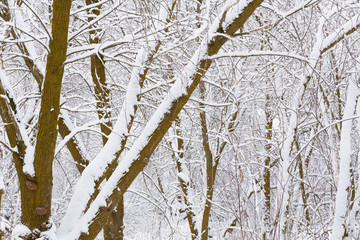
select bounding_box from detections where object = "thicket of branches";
[0,0,359,239]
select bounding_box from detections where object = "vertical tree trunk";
[263,94,273,240]
[27,0,71,232]
[330,80,359,239]
[294,136,310,227]
[199,82,214,240]
[174,119,198,240]
[1,0,72,234]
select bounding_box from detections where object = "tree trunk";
[263,94,273,239]
[174,119,198,240]
[330,80,358,239]
[24,0,71,232]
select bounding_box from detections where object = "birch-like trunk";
[330,80,359,239]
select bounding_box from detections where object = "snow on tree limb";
[68,0,121,41]
[58,8,165,239]
[209,50,309,62]
[58,1,263,239]
[277,8,360,238]
[330,80,359,239]
[320,14,360,55]
[0,69,30,172]
[0,170,4,194]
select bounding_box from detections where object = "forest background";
[0,0,359,239]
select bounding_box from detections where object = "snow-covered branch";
[58,1,263,239]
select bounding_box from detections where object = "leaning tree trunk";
[62,1,264,239]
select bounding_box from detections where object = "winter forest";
[0,0,359,239]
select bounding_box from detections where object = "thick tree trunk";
[25,0,71,231]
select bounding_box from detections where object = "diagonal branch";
[60,1,263,239]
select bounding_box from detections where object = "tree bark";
[263,94,273,240]
[25,0,71,231]
[174,119,198,239]
[199,82,214,240]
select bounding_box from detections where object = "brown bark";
[294,134,310,226]
[263,94,273,240]
[90,50,112,144]
[198,86,236,240]
[0,0,89,175]
[25,0,71,231]
[81,41,161,216]
[79,0,167,237]
[85,1,122,236]
[199,82,214,240]
[174,119,198,240]
[0,71,33,234]
[0,75,19,239]
[86,0,112,144]
[78,1,263,239]
[58,117,90,173]
[102,195,125,240]
[0,0,43,87]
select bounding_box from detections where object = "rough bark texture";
[102,195,124,240]
[25,0,71,231]
[1,0,89,193]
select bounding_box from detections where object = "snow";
[262,0,316,18]
[70,0,111,16]
[58,1,257,238]
[12,224,32,239]
[54,118,99,158]
[330,80,359,240]
[13,6,47,73]
[0,69,35,176]
[277,9,328,237]
[23,145,35,176]
[38,220,57,240]
[68,0,121,41]
[0,170,4,192]
[65,35,133,64]
[223,0,252,29]
[57,110,87,160]
[58,12,164,240]
[209,50,308,62]
[320,14,360,54]
[177,172,190,184]
[0,69,15,99]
